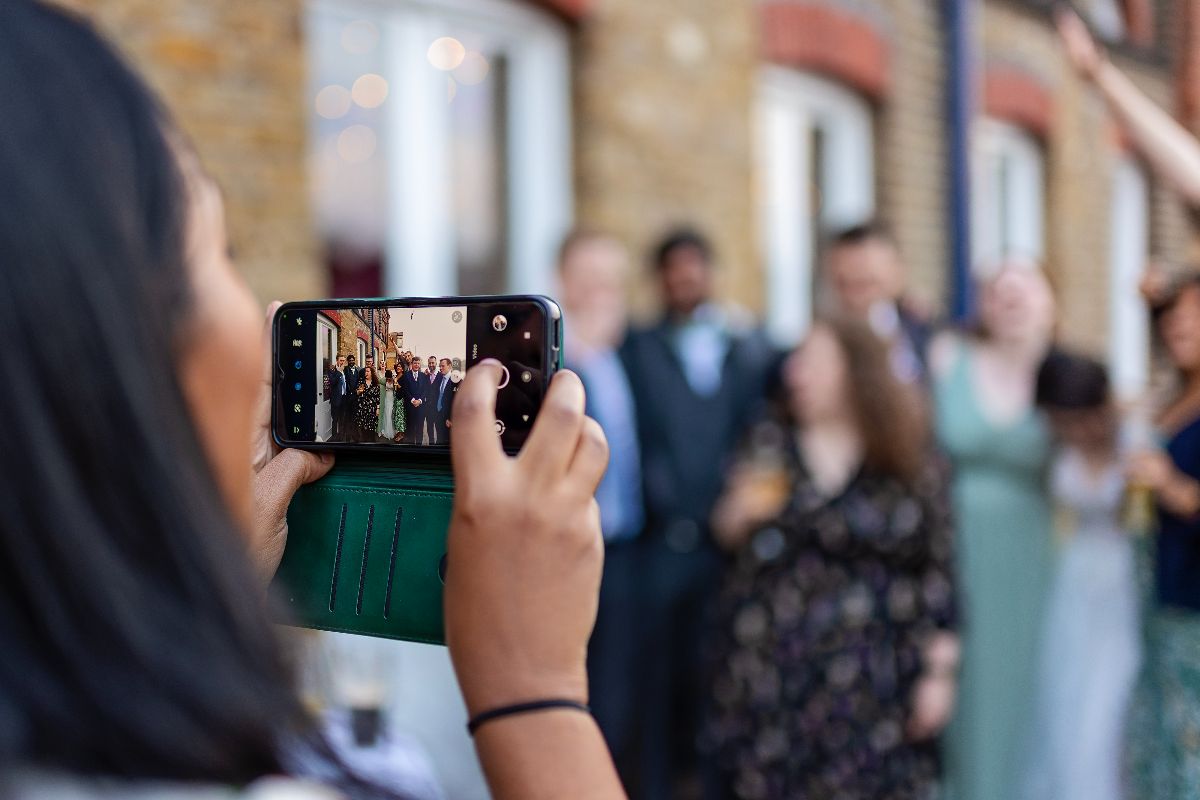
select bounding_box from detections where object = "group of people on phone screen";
[325,353,458,445]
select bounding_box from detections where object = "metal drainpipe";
[946,0,974,321]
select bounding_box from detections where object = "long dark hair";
[789,317,926,483]
[0,1,361,788]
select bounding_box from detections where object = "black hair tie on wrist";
[467,699,591,736]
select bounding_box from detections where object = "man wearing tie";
[328,354,349,441]
[429,358,457,445]
[400,358,426,444]
[423,356,440,444]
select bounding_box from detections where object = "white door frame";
[757,66,875,346]
[316,315,336,441]
[1109,156,1150,401]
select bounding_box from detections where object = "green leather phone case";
[271,304,564,645]
[271,456,454,645]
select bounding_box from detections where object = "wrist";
[456,665,588,719]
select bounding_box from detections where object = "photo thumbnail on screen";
[313,305,467,446]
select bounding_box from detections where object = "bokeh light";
[453,51,491,86]
[340,20,379,55]
[352,73,389,108]
[428,37,466,71]
[337,124,377,163]
[315,84,352,119]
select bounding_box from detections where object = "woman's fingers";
[451,360,508,481]
[567,417,610,496]
[518,370,587,485]
[251,301,282,473]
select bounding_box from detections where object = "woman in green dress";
[377,369,406,443]
[932,264,1056,800]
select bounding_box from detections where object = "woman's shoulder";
[1,772,344,800]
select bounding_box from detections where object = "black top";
[1157,414,1200,611]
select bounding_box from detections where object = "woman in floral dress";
[353,365,380,443]
[705,317,959,800]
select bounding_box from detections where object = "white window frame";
[756,67,875,346]
[363,0,574,297]
[1109,156,1150,401]
[316,315,337,440]
[357,338,367,367]
[972,118,1045,273]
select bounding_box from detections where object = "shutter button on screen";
[496,364,510,389]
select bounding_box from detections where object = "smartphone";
[272,295,562,454]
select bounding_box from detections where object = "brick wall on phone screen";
[50,0,324,304]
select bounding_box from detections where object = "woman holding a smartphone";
[0,3,622,799]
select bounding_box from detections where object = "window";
[1089,0,1127,40]
[756,67,875,345]
[357,338,367,367]
[972,119,1045,273]
[308,0,572,298]
[1109,156,1150,400]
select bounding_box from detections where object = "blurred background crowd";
[54,0,1200,797]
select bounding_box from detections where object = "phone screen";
[274,297,558,453]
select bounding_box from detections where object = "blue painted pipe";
[946,0,974,321]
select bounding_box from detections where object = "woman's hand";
[711,464,790,552]
[908,631,959,740]
[445,363,608,716]
[907,673,956,741]
[249,302,334,583]
[1129,448,1200,517]
[1128,448,1176,493]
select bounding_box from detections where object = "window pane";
[450,47,509,295]
[308,5,389,297]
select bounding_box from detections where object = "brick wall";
[52,0,324,304]
[573,0,760,318]
[873,0,949,309]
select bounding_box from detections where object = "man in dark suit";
[824,220,933,385]
[427,358,457,445]
[328,354,349,441]
[423,356,440,444]
[621,227,777,799]
[399,357,427,444]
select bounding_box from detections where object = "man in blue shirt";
[428,358,457,445]
[558,230,644,785]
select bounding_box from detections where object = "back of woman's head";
[1036,349,1110,410]
[0,0,304,781]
